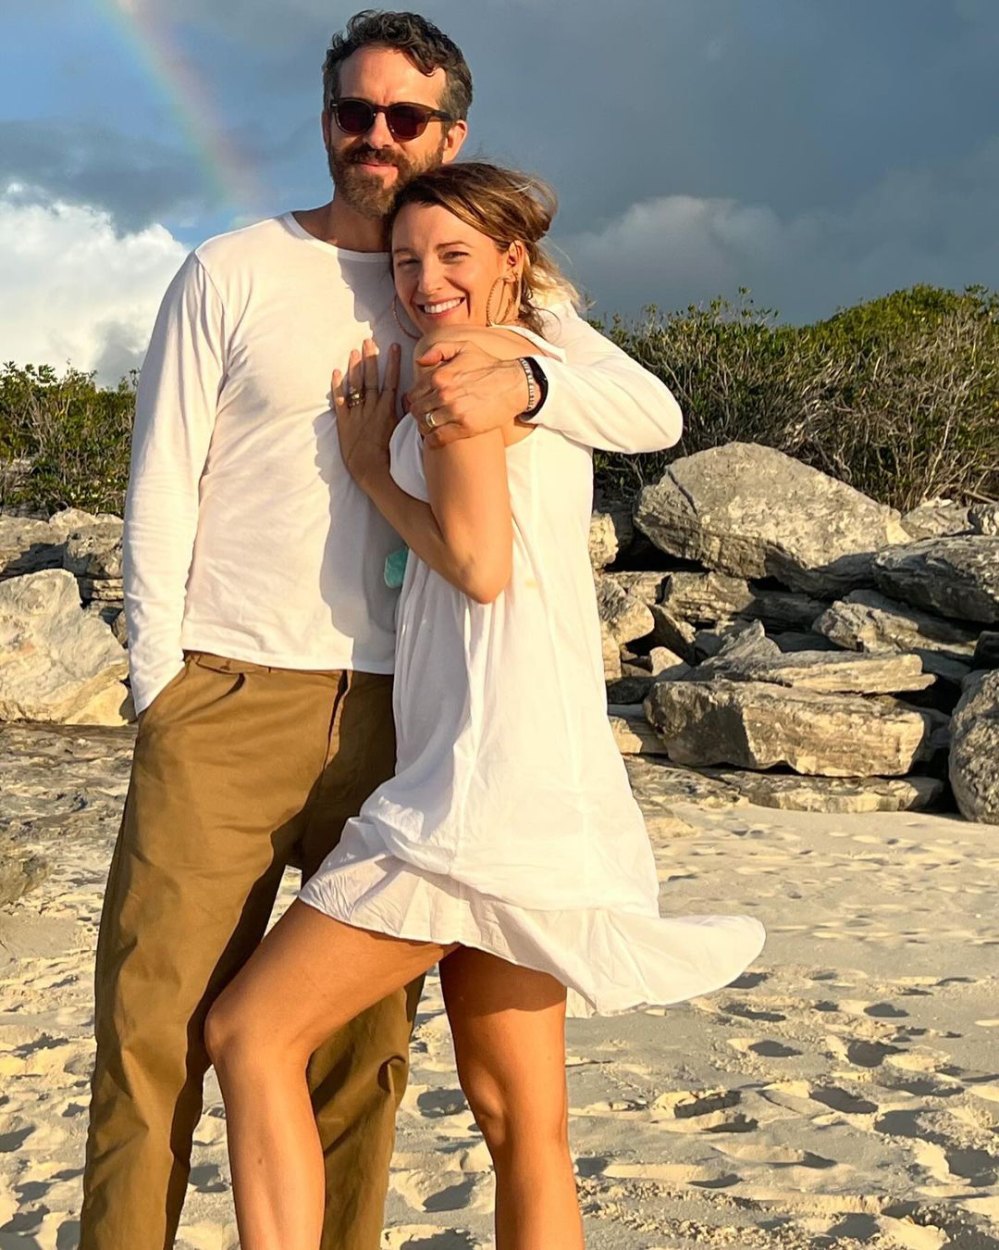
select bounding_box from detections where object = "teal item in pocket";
[384,546,409,588]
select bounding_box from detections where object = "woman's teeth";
[419,298,464,315]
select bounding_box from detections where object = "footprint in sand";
[382,1229,481,1250]
[727,1036,803,1059]
[649,1088,758,1135]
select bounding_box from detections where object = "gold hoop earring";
[392,293,420,341]
[485,276,515,327]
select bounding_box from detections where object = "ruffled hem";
[299,852,766,1019]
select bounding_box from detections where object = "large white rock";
[0,570,128,724]
[635,443,908,596]
[644,678,933,777]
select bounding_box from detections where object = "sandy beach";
[1,726,997,1249]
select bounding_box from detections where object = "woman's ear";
[505,241,526,281]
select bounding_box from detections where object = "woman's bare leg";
[204,901,451,1250]
[440,949,584,1250]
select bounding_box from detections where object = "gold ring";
[425,411,438,430]
[346,389,365,407]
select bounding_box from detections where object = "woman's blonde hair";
[390,161,579,335]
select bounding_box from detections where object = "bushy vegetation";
[0,363,135,515]
[2,285,997,518]
[595,285,999,511]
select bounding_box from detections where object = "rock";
[644,679,933,777]
[660,571,825,631]
[901,499,971,540]
[873,537,999,625]
[0,570,129,724]
[703,770,944,814]
[635,443,908,596]
[62,519,123,579]
[600,621,622,681]
[973,632,999,671]
[595,575,655,647]
[601,570,665,605]
[649,646,689,678]
[969,503,999,537]
[73,683,135,726]
[624,755,748,812]
[813,589,980,657]
[78,576,124,603]
[589,507,634,570]
[770,631,842,653]
[608,704,668,756]
[695,620,935,694]
[949,670,999,823]
[606,675,653,704]
[0,515,64,579]
[693,623,737,660]
[49,507,121,536]
[648,605,698,663]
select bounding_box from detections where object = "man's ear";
[321,109,332,151]
[441,119,469,164]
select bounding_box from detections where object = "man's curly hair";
[323,10,473,123]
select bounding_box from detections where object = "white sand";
[2,798,998,1249]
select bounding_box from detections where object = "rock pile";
[0,511,131,726]
[2,446,997,824]
[594,443,999,822]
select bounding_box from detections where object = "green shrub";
[596,285,999,511]
[0,363,135,515]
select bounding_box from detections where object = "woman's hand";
[333,339,402,489]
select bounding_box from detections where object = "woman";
[205,162,765,1249]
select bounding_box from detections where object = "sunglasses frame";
[330,97,455,142]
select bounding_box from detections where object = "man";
[80,10,682,1250]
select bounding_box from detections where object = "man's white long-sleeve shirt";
[125,213,682,714]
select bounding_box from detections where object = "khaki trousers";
[79,652,413,1250]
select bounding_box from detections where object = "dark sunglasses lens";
[386,105,429,140]
[335,100,374,134]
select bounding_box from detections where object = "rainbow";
[98,0,263,213]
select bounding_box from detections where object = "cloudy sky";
[3,0,998,382]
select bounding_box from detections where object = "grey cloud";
[93,319,147,386]
[0,120,214,230]
[559,137,999,322]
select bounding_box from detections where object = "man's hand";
[405,340,531,448]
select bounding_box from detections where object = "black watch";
[519,356,549,421]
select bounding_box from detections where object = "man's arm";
[404,303,682,455]
[123,251,224,714]
[527,301,683,453]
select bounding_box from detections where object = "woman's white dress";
[300,328,765,1016]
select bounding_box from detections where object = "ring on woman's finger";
[425,411,438,430]
[346,389,365,407]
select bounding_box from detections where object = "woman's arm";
[336,337,513,604]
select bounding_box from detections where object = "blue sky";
[2,0,998,381]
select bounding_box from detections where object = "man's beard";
[328,138,446,220]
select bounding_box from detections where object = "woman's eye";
[444,252,468,261]
[394,258,417,268]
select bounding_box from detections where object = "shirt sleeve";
[529,302,683,453]
[123,251,225,714]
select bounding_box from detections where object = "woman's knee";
[462,1071,569,1157]
[203,987,274,1072]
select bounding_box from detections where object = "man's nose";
[364,110,395,148]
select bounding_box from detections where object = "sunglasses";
[331,98,454,142]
